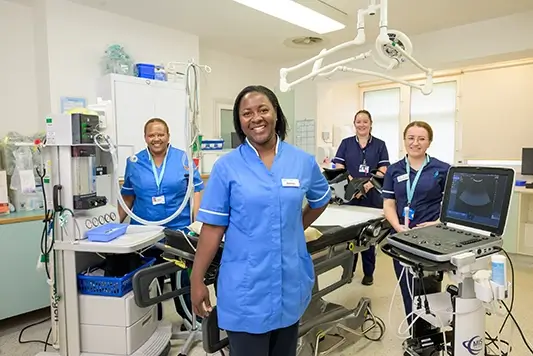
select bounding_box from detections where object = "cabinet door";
[153,86,187,151]
[114,81,154,176]
[0,221,51,320]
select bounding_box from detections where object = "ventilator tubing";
[99,62,202,226]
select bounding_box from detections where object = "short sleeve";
[377,143,390,168]
[331,139,347,165]
[121,159,135,196]
[382,167,395,200]
[196,161,230,226]
[306,156,332,209]
[192,161,205,193]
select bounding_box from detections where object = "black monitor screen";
[441,167,515,236]
[521,148,533,175]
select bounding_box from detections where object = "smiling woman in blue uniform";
[190,85,331,356]
[118,118,205,323]
[331,110,389,286]
[382,121,450,325]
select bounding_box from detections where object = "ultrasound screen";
[445,172,508,228]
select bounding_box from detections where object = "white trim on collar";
[355,135,372,144]
[146,144,171,161]
[245,135,280,156]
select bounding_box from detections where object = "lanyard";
[356,135,371,164]
[405,155,429,206]
[149,148,170,193]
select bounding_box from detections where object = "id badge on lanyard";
[403,155,428,228]
[151,150,169,205]
[358,144,369,174]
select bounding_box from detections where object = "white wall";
[198,47,279,138]
[313,10,533,155]
[0,0,283,142]
[0,1,39,136]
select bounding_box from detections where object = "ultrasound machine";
[381,166,515,356]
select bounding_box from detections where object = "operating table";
[132,205,392,356]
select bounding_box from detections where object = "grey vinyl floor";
[1,252,532,356]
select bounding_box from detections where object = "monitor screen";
[441,167,515,236]
[521,148,533,175]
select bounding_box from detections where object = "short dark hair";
[233,85,288,143]
[144,118,169,135]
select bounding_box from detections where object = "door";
[114,81,154,176]
[153,86,187,151]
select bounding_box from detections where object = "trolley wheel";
[362,316,385,341]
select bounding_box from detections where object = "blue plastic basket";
[136,63,155,79]
[86,223,128,242]
[78,257,156,297]
[201,139,224,150]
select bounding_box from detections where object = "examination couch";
[132,205,392,356]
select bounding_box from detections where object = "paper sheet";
[0,171,8,203]
[19,169,37,194]
[312,206,383,228]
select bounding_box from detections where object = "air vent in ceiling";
[284,36,326,49]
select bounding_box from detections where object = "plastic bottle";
[491,254,506,286]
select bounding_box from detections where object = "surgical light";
[279,0,434,95]
[232,0,345,35]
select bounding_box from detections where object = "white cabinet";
[97,74,187,177]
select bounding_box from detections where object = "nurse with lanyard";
[118,117,205,323]
[381,121,450,327]
[331,109,390,286]
[190,85,331,356]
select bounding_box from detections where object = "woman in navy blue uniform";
[331,110,390,286]
[381,121,450,324]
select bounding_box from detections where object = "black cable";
[485,331,511,356]
[500,301,533,354]
[485,247,515,351]
[18,317,52,348]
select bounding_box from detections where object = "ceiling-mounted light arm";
[280,51,372,90]
[279,0,434,95]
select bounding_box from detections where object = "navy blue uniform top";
[382,155,451,230]
[331,135,390,208]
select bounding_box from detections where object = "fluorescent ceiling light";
[232,0,345,35]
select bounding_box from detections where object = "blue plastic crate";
[78,257,156,297]
[86,223,128,242]
[201,139,224,150]
[136,63,155,79]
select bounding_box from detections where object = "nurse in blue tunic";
[118,118,205,322]
[331,110,390,286]
[190,85,331,356]
[382,121,450,325]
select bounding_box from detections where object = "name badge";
[402,206,415,220]
[282,178,300,187]
[359,164,369,174]
[152,195,165,205]
[397,173,409,183]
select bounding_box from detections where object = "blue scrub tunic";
[332,135,389,208]
[382,155,450,229]
[196,138,331,334]
[121,146,205,230]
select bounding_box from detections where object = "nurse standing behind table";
[117,118,205,323]
[190,85,331,356]
[381,121,450,326]
[331,110,390,286]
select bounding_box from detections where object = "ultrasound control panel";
[385,166,514,263]
[387,223,502,262]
